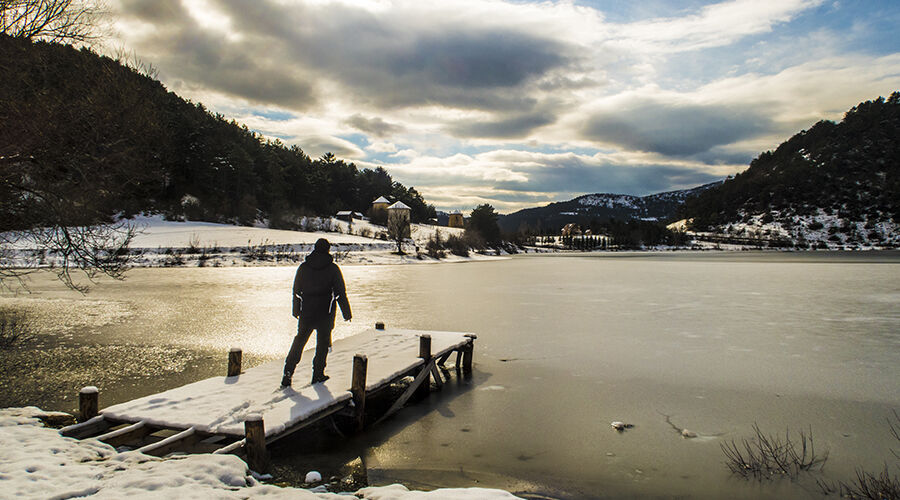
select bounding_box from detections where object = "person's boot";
[311,373,329,384]
[280,372,292,388]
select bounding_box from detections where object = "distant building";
[336,211,365,226]
[561,223,582,236]
[387,201,411,224]
[371,196,391,212]
[448,210,464,228]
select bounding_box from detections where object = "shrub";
[0,310,36,349]
[445,234,469,257]
[426,231,446,259]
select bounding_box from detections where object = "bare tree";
[0,0,105,43]
[387,213,410,254]
[1,168,136,292]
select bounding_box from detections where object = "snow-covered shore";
[3,215,509,268]
[0,407,521,499]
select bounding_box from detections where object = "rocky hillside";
[498,182,721,233]
[680,93,900,249]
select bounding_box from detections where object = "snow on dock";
[102,327,472,437]
[60,326,476,472]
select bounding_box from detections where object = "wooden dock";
[60,325,476,471]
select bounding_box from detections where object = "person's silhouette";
[281,238,351,387]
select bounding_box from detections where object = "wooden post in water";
[227,348,242,377]
[463,334,477,375]
[79,386,99,422]
[351,354,368,432]
[375,321,385,330]
[244,414,268,473]
[415,334,432,399]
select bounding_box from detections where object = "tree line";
[0,33,435,288]
[0,34,436,229]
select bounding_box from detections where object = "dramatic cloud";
[447,110,557,139]
[583,99,772,156]
[107,0,900,212]
[344,115,406,138]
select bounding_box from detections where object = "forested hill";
[0,35,434,231]
[498,182,721,233]
[680,93,900,244]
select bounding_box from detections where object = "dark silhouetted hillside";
[0,35,434,232]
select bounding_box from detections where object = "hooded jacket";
[292,250,351,324]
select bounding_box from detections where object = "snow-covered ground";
[0,407,521,499]
[1,214,507,268]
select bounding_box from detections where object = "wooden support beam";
[79,386,99,422]
[375,321,385,330]
[455,349,463,372]
[415,335,432,399]
[351,354,368,432]
[375,359,435,425]
[436,351,453,366]
[213,438,245,455]
[95,421,152,447]
[227,348,242,377]
[137,427,197,457]
[463,335,476,375]
[59,415,110,439]
[430,362,444,389]
[244,415,269,473]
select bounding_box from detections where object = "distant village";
[336,196,465,230]
[338,197,610,250]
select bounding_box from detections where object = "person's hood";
[304,251,333,270]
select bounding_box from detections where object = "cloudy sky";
[108,0,900,213]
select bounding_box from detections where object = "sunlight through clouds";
[107,0,900,211]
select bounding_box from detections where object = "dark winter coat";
[292,250,351,325]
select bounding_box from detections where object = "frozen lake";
[1,251,899,498]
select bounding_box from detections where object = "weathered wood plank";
[375,359,435,425]
[59,415,110,439]
[95,421,152,447]
[137,427,198,456]
[212,438,245,455]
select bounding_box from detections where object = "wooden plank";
[430,363,444,388]
[265,400,350,445]
[436,351,453,366]
[137,427,197,456]
[59,415,110,439]
[375,359,435,425]
[95,421,152,447]
[213,438,245,455]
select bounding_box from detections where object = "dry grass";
[721,423,827,481]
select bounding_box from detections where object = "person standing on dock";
[282,238,352,388]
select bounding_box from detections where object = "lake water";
[2,252,899,499]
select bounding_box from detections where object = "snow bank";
[0,214,498,269]
[0,408,521,499]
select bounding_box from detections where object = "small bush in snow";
[445,234,469,257]
[0,309,35,349]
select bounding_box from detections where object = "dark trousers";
[283,316,333,379]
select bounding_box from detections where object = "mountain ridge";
[498,182,722,233]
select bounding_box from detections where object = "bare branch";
[0,0,105,44]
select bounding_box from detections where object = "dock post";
[79,386,99,422]
[463,334,477,376]
[244,414,269,473]
[351,354,368,431]
[415,334,432,399]
[375,321,385,330]
[227,348,242,377]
